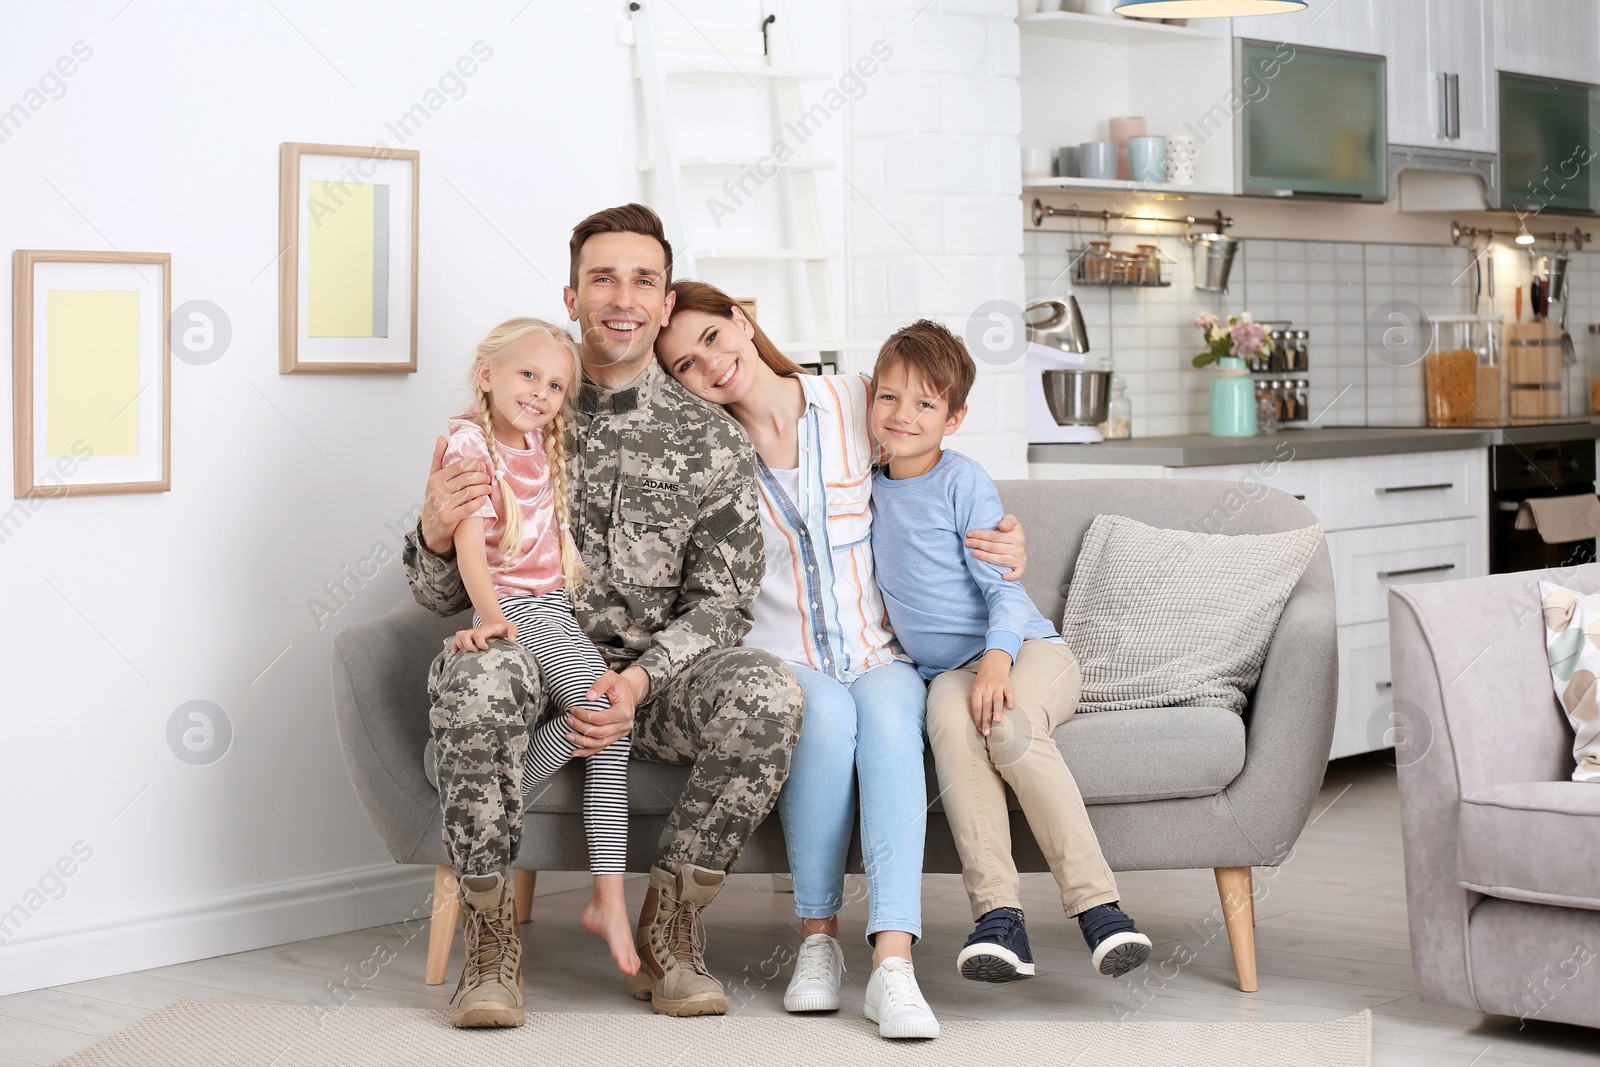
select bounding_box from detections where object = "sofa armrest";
[1220,542,1339,866]
[1387,582,1477,1009]
[331,597,468,864]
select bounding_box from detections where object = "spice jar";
[1085,240,1111,282]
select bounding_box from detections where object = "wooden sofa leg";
[1214,866,1259,993]
[514,870,536,923]
[426,866,460,986]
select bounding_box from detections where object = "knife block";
[1506,323,1565,419]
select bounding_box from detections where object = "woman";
[655,281,1025,1040]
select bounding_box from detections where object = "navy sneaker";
[1078,903,1152,978]
[957,907,1035,982]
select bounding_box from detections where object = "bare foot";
[583,896,640,976]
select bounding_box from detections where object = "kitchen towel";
[1514,494,1600,544]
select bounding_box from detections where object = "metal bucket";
[1190,232,1239,293]
[1042,369,1112,426]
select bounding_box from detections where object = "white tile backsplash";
[1023,232,1600,435]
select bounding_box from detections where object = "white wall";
[0,0,1026,995]
[0,0,862,996]
[848,0,1028,477]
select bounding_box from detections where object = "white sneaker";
[863,957,940,1040]
[783,933,844,1012]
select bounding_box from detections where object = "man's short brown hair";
[568,203,673,289]
[872,319,976,413]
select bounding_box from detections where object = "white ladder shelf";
[625,0,862,363]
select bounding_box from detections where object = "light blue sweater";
[871,449,1061,681]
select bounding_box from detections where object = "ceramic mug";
[1128,135,1167,183]
[1056,145,1080,178]
[1079,141,1118,182]
[1022,147,1053,179]
[1165,134,1198,186]
[1108,116,1145,180]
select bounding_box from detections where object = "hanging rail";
[1451,220,1591,251]
[1030,199,1233,233]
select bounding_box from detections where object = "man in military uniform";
[404,204,802,1026]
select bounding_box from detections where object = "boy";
[867,320,1151,982]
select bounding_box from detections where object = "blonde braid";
[464,316,584,574]
[543,410,586,596]
[474,385,525,559]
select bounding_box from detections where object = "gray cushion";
[1062,515,1323,713]
[476,705,1244,816]
[1457,781,1600,911]
[1060,706,1246,804]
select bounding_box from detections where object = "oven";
[1490,440,1598,574]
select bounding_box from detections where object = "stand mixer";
[1024,294,1111,444]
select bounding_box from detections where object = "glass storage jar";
[1426,315,1503,426]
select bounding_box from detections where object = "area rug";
[55,999,1371,1066]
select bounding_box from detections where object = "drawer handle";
[1376,680,1392,691]
[1375,482,1454,494]
[1377,563,1456,579]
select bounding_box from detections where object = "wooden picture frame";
[13,249,171,497]
[279,142,419,374]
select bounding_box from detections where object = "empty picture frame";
[279,142,419,373]
[13,250,171,497]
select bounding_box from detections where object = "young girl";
[443,317,637,976]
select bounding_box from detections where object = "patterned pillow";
[1536,581,1600,783]
[1062,515,1323,713]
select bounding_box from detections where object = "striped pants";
[478,590,629,875]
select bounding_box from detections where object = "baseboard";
[0,863,434,997]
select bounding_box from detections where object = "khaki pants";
[926,639,1119,920]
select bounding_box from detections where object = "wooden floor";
[2,754,1596,1066]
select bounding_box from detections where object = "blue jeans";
[778,659,928,943]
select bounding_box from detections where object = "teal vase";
[1209,356,1257,437]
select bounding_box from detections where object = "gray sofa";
[332,478,1337,992]
[1390,569,1600,1029]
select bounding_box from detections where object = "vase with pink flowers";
[1192,312,1272,437]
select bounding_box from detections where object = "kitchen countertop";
[1029,420,1600,467]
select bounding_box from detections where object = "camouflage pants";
[427,638,542,879]
[428,641,801,878]
[634,646,802,873]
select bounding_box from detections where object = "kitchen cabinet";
[1031,447,1489,761]
[1494,0,1600,85]
[1230,0,1385,54]
[1166,449,1486,759]
[1388,0,1497,154]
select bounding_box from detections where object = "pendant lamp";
[1113,0,1307,16]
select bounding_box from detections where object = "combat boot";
[623,863,729,1016]
[448,872,525,1028]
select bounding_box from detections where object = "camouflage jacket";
[403,360,764,692]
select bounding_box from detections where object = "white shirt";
[744,465,811,669]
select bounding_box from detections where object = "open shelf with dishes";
[1024,175,1233,197]
[1019,9,1235,205]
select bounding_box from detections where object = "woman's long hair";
[465,318,585,593]
[665,280,811,377]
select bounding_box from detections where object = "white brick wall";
[848,0,1027,477]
